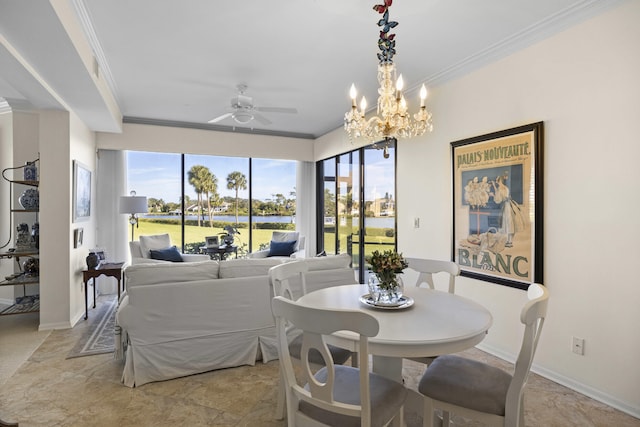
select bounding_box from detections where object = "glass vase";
[367,274,404,305]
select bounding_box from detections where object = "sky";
[126,151,296,203]
[126,148,396,205]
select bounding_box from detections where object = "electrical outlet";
[414,217,420,228]
[572,336,585,355]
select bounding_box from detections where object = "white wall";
[38,110,71,328]
[315,0,640,417]
[38,110,96,329]
[68,112,97,321]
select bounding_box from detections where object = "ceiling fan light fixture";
[232,111,253,124]
[207,84,297,126]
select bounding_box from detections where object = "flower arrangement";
[366,249,408,291]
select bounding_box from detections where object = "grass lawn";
[134,219,395,259]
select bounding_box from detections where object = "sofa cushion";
[219,258,284,279]
[304,253,351,271]
[139,234,172,259]
[125,260,219,287]
[268,240,297,257]
[272,231,300,249]
[149,246,183,262]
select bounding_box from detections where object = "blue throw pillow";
[268,240,297,257]
[149,246,184,262]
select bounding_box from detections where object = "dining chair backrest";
[405,258,459,294]
[269,260,356,420]
[269,260,309,300]
[504,283,549,424]
[418,283,549,427]
[271,296,381,426]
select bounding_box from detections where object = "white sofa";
[116,254,355,387]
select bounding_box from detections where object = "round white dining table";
[296,284,493,381]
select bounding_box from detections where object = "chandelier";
[344,0,433,145]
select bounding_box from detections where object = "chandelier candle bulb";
[420,84,427,107]
[350,84,357,107]
[395,74,404,100]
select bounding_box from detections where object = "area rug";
[66,297,117,359]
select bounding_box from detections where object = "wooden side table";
[199,245,238,260]
[82,262,125,320]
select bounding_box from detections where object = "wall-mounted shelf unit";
[1,160,40,316]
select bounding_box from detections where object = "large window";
[317,141,396,283]
[252,159,297,251]
[126,151,296,256]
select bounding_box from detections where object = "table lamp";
[119,191,148,241]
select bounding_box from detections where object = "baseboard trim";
[38,320,74,331]
[476,343,640,419]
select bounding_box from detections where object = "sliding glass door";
[317,141,396,282]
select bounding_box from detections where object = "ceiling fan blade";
[252,112,272,125]
[254,106,298,114]
[208,112,233,124]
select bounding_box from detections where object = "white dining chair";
[271,295,408,427]
[269,261,353,420]
[405,258,460,294]
[418,283,549,427]
[404,258,460,366]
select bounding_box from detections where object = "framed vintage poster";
[451,122,543,290]
[73,160,92,222]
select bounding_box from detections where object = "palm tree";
[226,171,247,224]
[188,165,214,227]
[202,174,218,227]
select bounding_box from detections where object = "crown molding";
[71,0,119,102]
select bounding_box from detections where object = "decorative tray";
[359,294,414,310]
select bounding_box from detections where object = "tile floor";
[0,295,638,427]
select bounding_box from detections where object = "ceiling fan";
[207,84,297,126]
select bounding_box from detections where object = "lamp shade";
[119,196,148,214]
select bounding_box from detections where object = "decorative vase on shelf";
[15,223,32,251]
[86,252,100,270]
[23,161,37,181]
[18,188,39,210]
[368,274,404,305]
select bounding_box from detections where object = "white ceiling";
[0,0,624,138]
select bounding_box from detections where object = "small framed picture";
[72,160,92,223]
[205,236,219,248]
[73,228,84,248]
